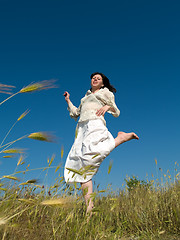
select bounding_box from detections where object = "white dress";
[64,87,120,183]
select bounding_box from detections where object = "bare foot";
[86,204,94,215]
[115,131,139,147]
[86,205,94,223]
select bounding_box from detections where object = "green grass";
[0,175,179,240]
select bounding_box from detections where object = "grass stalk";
[0,91,20,106]
[0,121,18,147]
[0,135,28,153]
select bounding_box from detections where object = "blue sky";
[0,0,180,190]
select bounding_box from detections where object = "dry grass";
[0,175,179,240]
[20,80,57,93]
[28,132,56,142]
[0,79,57,106]
[0,83,15,95]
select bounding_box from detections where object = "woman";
[64,72,139,214]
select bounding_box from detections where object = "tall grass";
[0,174,179,240]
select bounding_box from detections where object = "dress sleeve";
[103,89,120,117]
[67,101,81,120]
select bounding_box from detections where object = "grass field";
[0,173,179,240]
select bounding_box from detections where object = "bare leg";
[81,180,94,214]
[115,131,139,148]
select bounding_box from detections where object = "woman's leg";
[81,179,94,214]
[115,131,139,148]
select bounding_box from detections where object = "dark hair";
[90,72,116,93]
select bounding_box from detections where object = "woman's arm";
[106,92,120,117]
[96,105,111,116]
[64,91,80,120]
[98,89,120,117]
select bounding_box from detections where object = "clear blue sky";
[0,0,180,190]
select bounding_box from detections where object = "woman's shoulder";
[85,89,92,96]
[83,88,114,98]
[80,90,91,103]
[101,87,114,97]
[101,87,110,92]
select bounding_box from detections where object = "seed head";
[28,132,55,142]
[17,109,30,121]
[0,83,15,95]
[3,175,20,181]
[3,148,24,154]
[20,79,57,93]
[41,197,73,207]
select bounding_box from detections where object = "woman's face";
[91,74,104,91]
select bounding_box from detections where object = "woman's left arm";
[96,89,120,117]
[96,105,111,116]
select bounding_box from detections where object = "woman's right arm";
[64,91,80,120]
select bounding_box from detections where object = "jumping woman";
[64,72,139,214]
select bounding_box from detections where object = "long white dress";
[64,87,120,183]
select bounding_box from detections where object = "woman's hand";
[96,105,111,116]
[64,91,70,103]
